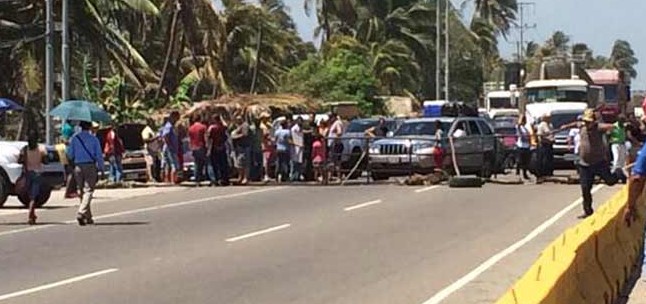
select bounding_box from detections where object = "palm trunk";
[155,2,181,101]
[249,24,263,94]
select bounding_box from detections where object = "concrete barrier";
[496,186,646,304]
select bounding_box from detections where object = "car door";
[464,119,484,168]
[449,119,476,169]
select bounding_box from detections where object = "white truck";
[522,78,601,163]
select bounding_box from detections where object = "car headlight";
[368,146,380,154]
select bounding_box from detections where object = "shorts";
[162,149,180,171]
[330,143,344,163]
[234,147,250,169]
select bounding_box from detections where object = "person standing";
[327,113,345,180]
[188,114,208,186]
[161,112,181,184]
[536,114,555,181]
[624,137,646,226]
[18,132,47,225]
[103,125,124,183]
[206,115,230,186]
[68,121,105,226]
[230,115,251,185]
[290,117,304,181]
[515,115,531,180]
[562,109,618,218]
[311,131,326,183]
[142,119,162,182]
[61,120,78,198]
[259,113,274,182]
[609,115,628,183]
[274,120,291,183]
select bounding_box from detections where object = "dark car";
[97,124,149,182]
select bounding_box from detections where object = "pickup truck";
[0,141,65,207]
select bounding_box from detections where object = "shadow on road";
[92,221,149,226]
[0,222,68,226]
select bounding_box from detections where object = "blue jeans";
[192,147,207,183]
[210,148,229,185]
[276,151,290,181]
[290,161,302,181]
[108,155,123,182]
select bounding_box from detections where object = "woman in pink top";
[19,133,47,225]
[311,133,326,182]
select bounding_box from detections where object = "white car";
[0,141,65,207]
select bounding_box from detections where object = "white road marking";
[225,223,291,242]
[415,185,441,193]
[0,187,285,238]
[344,200,383,211]
[0,268,118,301]
[421,185,605,304]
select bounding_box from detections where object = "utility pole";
[62,0,70,103]
[45,0,54,145]
[444,0,449,101]
[435,0,441,100]
[515,2,536,63]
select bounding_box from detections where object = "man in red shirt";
[206,114,229,186]
[188,114,208,185]
[103,125,124,183]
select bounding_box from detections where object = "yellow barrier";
[496,186,646,304]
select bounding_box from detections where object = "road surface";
[0,182,619,303]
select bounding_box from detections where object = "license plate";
[126,173,139,180]
[388,156,400,164]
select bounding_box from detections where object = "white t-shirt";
[453,129,466,138]
[291,124,303,147]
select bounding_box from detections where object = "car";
[368,116,503,180]
[97,124,149,182]
[339,117,403,178]
[0,141,65,207]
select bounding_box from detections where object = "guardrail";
[496,186,646,304]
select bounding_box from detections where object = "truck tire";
[0,173,8,207]
[17,183,52,208]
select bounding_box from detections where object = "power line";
[514,2,536,62]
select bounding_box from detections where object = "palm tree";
[610,39,638,79]
[472,0,518,36]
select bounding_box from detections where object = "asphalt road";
[0,181,620,304]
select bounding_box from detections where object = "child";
[312,133,326,183]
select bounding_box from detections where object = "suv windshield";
[395,121,451,136]
[550,113,581,129]
[526,87,587,103]
[345,120,379,133]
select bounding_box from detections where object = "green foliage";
[281,46,378,114]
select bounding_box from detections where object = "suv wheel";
[477,154,494,179]
[0,173,8,207]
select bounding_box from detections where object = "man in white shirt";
[327,113,345,179]
[290,117,304,181]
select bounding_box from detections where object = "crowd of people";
[513,107,646,219]
[136,111,350,187]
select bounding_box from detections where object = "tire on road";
[17,183,53,208]
[448,176,483,188]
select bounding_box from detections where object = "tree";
[472,0,518,36]
[281,42,378,113]
[610,39,638,79]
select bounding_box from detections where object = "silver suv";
[340,118,403,173]
[369,117,500,179]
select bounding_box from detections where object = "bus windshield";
[526,87,588,103]
[488,97,513,109]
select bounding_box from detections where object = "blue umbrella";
[49,100,112,123]
[0,98,24,112]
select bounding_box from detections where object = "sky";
[279,0,645,89]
